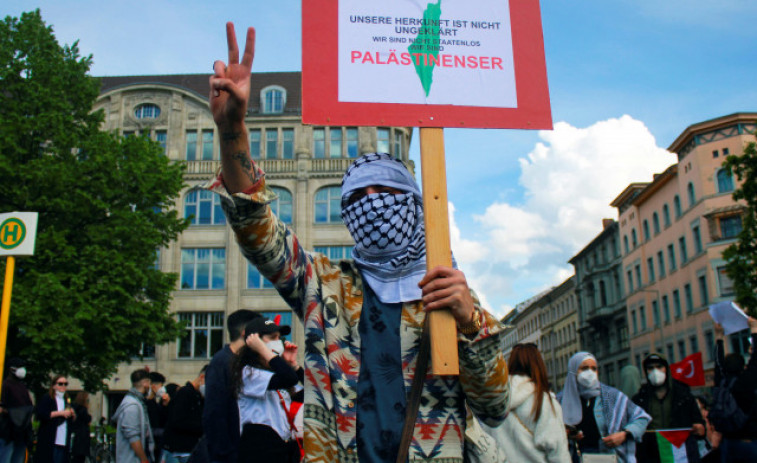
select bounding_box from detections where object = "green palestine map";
[408,0,442,97]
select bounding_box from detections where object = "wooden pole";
[420,127,459,375]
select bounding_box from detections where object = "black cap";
[7,357,25,369]
[244,317,291,337]
[643,353,668,370]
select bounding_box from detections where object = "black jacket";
[71,403,92,456]
[715,333,757,439]
[34,394,73,462]
[202,344,239,462]
[0,376,33,444]
[163,382,204,453]
[633,379,704,429]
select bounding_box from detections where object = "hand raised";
[209,23,255,129]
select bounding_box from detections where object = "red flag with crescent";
[670,352,705,387]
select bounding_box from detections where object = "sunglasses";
[56,382,68,386]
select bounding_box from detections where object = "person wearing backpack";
[632,353,705,462]
[712,317,757,463]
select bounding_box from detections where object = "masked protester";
[204,22,509,463]
[112,369,155,463]
[558,352,650,463]
[0,358,34,463]
[632,353,705,462]
[231,318,302,463]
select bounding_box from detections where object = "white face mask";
[199,384,206,398]
[648,369,666,387]
[577,370,599,389]
[13,367,26,379]
[266,340,285,356]
[157,386,167,398]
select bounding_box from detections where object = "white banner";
[338,0,517,108]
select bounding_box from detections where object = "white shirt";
[238,365,294,441]
[54,393,67,446]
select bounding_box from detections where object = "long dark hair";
[230,344,268,399]
[508,343,555,421]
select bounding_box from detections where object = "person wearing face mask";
[632,353,705,463]
[0,358,34,463]
[204,23,509,463]
[35,374,76,463]
[558,352,650,462]
[162,365,208,463]
[231,317,302,463]
[113,369,155,463]
[148,371,169,463]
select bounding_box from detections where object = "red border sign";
[302,0,551,129]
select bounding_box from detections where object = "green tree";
[723,135,757,317]
[0,10,189,391]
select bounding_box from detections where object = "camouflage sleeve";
[204,167,315,319]
[457,293,509,428]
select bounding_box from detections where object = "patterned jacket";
[207,168,509,462]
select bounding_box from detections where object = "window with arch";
[631,229,638,247]
[261,86,286,114]
[185,189,226,225]
[662,204,671,227]
[134,103,161,119]
[270,187,293,224]
[687,182,696,207]
[315,186,342,223]
[673,195,682,218]
[717,169,734,193]
[643,220,650,241]
[652,212,660,235]
[623,235,629,254]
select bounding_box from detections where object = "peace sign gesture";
[209,23,256,129]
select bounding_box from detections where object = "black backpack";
[708,377,749,434]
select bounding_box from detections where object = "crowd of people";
[1,21,756,463]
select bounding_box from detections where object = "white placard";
[0,212,38,256]
[338,0,517,108]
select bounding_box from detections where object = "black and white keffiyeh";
[340,153,428,303]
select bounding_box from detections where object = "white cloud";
[450,115,677,318]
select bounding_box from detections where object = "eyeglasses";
[56,382,68,386]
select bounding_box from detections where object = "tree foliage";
[0,10,189,391]
[723,135,757,316]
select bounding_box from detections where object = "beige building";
[86,72,412,414]
[613,113,756,385]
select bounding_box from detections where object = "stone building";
[89,72,412,413]
[569,219,630,387]
[613,112,756,385]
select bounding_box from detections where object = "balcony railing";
[182,158,352,177]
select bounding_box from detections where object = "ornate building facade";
[89,72,412,411]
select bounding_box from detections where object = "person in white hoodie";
[483,343,571,462]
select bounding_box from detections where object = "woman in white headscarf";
[557,352,650,463]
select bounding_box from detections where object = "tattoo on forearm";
[231,151,256,183]
[222,131,242,142]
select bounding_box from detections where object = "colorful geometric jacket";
[206,167,509,462]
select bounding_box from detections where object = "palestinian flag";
[655,428,691,463]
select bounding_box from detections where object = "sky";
[4,0,757,318]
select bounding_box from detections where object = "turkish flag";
[670,352,705,387]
